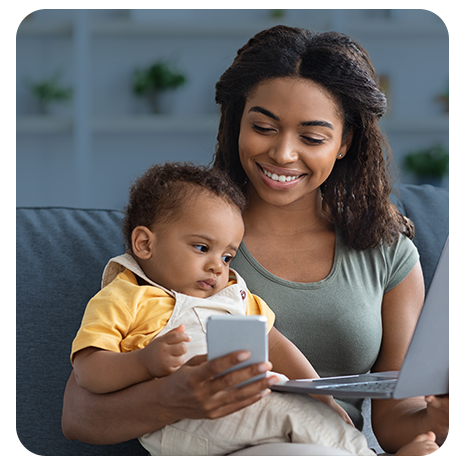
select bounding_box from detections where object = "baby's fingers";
[167,341,189,357]
[161,327,192,345]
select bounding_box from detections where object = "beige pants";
[139,392,375,456]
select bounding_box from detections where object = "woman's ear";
[340,127,354,157]
[131,226,155,260]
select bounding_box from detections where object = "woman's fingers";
[164,351,277,420]
[188,351,274,391]
[424,394,449,445]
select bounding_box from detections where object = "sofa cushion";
[16,207,147,455]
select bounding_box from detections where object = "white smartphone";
[206,315,268,387]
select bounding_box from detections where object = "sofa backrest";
[391,184,449,294]
[16,207,147,455]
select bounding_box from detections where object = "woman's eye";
[194,244,208,253]
[222,255,233,264]
[253,124,274,134]
[302,135,324,145]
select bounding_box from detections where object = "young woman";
[62,26,448,454]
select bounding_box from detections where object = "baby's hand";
[311,394,354,427]
[328,398,354,426]
[141,325,191,378]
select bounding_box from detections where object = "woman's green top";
[232,228,419,429]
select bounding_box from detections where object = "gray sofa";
[16,184,449,456]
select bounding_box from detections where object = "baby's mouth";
[198,279,216,290]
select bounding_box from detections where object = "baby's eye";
[194,244,208,253]
[222,255,233,264]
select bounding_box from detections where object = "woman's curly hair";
[213,25,414,250]
[122,162,246,250]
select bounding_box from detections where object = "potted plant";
[132,61,187,113]
[403,144,449,186]
[27,73,72,115]
[269,9,285,19]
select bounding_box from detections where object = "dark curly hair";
[122,162,247,250]
[213,25,414,250]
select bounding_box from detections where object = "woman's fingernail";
[236,351,250,362]
[258,362,270,373]
[267,376,279,386]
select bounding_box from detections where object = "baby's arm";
[268,326,320,380]
[73,325,191,394]
[268,327,353,425]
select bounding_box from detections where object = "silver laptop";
[271,237,449,399]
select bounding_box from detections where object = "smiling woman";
[213,26,406,252]
[238,78,350,203]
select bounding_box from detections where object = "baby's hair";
[122,161,247,250]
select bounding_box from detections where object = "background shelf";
[16,9,449,209]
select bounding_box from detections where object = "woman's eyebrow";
[300,120,334,130]
[248,106,333,130]
[248,106,280,121]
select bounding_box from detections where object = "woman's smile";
[257,162,307,190]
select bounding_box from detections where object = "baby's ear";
[131,226,155,259]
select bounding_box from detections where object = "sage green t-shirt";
[231,229,419,428]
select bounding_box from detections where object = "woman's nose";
[269,133,299,164]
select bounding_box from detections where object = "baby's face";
[142,191,244,298]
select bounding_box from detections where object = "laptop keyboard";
[317,380,397,392]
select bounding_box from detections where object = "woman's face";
[238,77,351,208]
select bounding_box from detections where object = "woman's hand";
[62,350,278,444]
[158,351,278,422]
[424,394,449,445]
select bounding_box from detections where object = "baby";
[71,162,438,456]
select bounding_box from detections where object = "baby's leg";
[140,392,375,455]
[264,393,375,456]
[395,432,439,456]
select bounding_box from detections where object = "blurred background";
[16,9,449,210]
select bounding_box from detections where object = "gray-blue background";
[16,9,449,210]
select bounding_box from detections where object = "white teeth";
[263,168,299,183]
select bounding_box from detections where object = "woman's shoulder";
[340,232,419,293]
[377,232,419,264]
[340,230,418,266]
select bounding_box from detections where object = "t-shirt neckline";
[237,228,342,290]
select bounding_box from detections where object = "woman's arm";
[73,347,154,394]
[62,350,278,444]
[371,261,449,452]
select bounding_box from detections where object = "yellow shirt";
[71,269,275,362]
